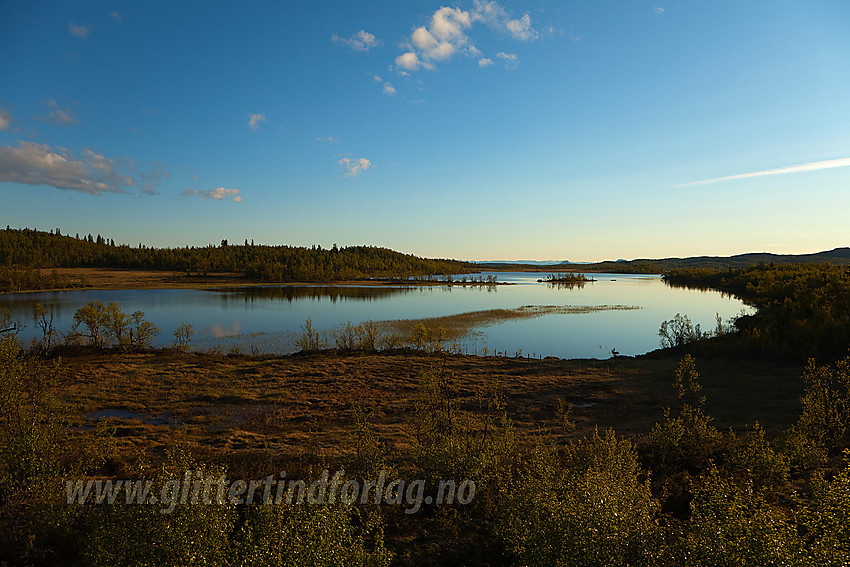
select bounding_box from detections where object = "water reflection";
[661,278,740,301]
[0,273,752,358]
[209,285,418,303]
[546,281,587,290]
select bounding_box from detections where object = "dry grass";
[379,304,640,342]
[56,349,804,462]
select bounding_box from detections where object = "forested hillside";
[0,228,472,288]
[561,248,850,273]
[664,263,850,360]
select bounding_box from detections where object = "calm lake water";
[0,272,751,359]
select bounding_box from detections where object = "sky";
[1,0,849,262]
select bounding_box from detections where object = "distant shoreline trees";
[0,228,473,290]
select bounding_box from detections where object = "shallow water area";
[0,272,750,358]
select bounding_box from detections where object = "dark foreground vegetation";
[1,262,849,565]
[0,228,472,291]
[664,262,850,361]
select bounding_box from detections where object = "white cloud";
[374,75,397,94]
[478,57,493,67]
[332,29,381,52]
[505,13,538,40]
[400,6,474,69]
[678,157,850,187]
[110,11,122,23]
[0,141,167,195]
[36,99,79,125]
[394,1,539,73]
[248,113,266,131]
[472,1,539,40]
[395,51,423,71]
[68,23,92,38]
[339,157,372,177]
[0,108,12,130]
[497,51,519,68]
[316,136,338,143]
[654,7,665,14]
[183,187,243,202]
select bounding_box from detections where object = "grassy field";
[378,304,640,343]
[58,349,805,464]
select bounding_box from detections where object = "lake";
[0,272,751,359]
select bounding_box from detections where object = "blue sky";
[1,0,849,261]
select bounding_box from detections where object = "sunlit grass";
[379,304,640,342]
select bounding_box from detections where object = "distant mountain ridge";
[606,247,850,270]
[477,248,850,272]
[476,260,578,266]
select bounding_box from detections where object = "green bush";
[297,318,324,352]
[801,451,850,565]
[648,356,722,466]
[173,322,194,352]
[497,430,662,567]
[797,356,850,454]
[723,423,790,490]
[72,301,159,351]
[234,502,391,567]
[82,446,236,567]
[684,465,801,566]
[0,334,112,565]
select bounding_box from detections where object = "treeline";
[561,261,665,273]
[663,263,850,360]
[0,266,89,292]
[0,227,472,284]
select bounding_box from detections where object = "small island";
[537,272,597,284]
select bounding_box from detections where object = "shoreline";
[1,267,515,294]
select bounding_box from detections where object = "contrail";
[678,157,850,187]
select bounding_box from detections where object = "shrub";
[334,321,360,350]
[684,465,801,566]
[658,313,706,349]
[649,356,722,463]
[723,423,790,491]
[0,334,112,564]
[234,502,391,567]
[297,318,323,352]
[126,310,159,351]
[801,451,850,564]
[32,302,58,354]
[73,301,108,347]
[497,429,662,567]
[72,302,159,351]
[796,356,850,454]
[82,445,236,567]
[173,322,194,352]
[409,323,446,353]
